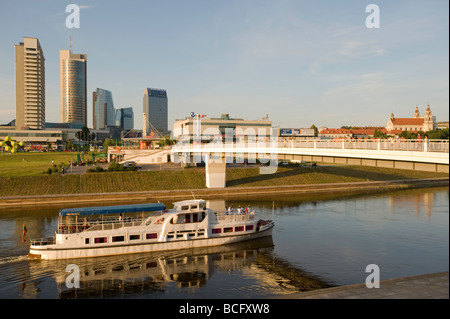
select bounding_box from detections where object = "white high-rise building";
[14,37,45,130]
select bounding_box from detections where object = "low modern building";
[0,122,117,151]
[279,128,316,139]
[173,113,273,142]
[319,127,390,139]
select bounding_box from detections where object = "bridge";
[171,139,449,188]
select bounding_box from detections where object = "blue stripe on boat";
[59,203,166,216]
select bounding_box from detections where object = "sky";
[0,0,448,131]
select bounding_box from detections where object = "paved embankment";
[275,271,449,299]
[0,178,448,208]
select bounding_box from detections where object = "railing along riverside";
[30,237,55,246]
[57,215,147,234]
[216,212,255,222]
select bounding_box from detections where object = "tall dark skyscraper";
[143,88,168,136]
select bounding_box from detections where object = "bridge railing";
[279,139,448,153]
[173,139,449,153]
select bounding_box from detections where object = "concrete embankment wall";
[0,178,447,209]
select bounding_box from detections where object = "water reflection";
[22,237,330,299]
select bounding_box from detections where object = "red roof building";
[386,105,436,133]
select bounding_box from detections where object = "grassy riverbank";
[0,152,80,177]
[0,165,447,197]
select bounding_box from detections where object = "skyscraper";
[93,88,115,130]
[60,50,87,126]
[115,107,134,132]
[143,88,168,136]
[14,37,45,130]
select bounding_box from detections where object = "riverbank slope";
[1,177,448,208]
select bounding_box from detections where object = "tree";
[399,131,417,139]
[158,136,176,147]
[103,138,121,150]
[426,128,449,140]
[76,126,91,141]
[66,140,73,150]
[373,129,387,138]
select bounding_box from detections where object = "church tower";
[413,106,420,118]
[422,105,435,131]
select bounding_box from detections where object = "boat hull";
[29,224,274,260]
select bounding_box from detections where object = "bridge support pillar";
[205,154,226,188]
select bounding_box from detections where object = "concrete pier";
[277,272,449,299]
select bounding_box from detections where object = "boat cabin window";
[170,212,206,224]
[174,201,206,212]
[94,237,107,244]
[112,236,125,242]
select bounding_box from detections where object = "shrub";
[107,162,124,171]
[87,166,105,173]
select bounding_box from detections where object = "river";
[0,187,448,299]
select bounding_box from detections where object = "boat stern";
[257,219,275,233]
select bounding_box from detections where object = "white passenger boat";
[29,199,274,260]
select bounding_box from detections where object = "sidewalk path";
[276,272,449,299]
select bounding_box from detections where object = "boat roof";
[173,199,206,206]
[59,203,166,217]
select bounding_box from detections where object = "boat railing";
[216,212,255,222]
[57,216,145,234]
[30,237,55,246]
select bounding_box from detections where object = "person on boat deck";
[246,205,250,213]
[119,213,123,222]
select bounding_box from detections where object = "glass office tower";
[60,50,87,126]
[115,107,134,132]
[143,88,168,136]
[93,88,115,130]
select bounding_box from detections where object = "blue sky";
[0,0,448,130]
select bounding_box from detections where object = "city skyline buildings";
[60,49,87,126]
[116,107,134,132]
[14,37,45,130]
[1,1,448,131]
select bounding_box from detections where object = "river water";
[0,187,448,299]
